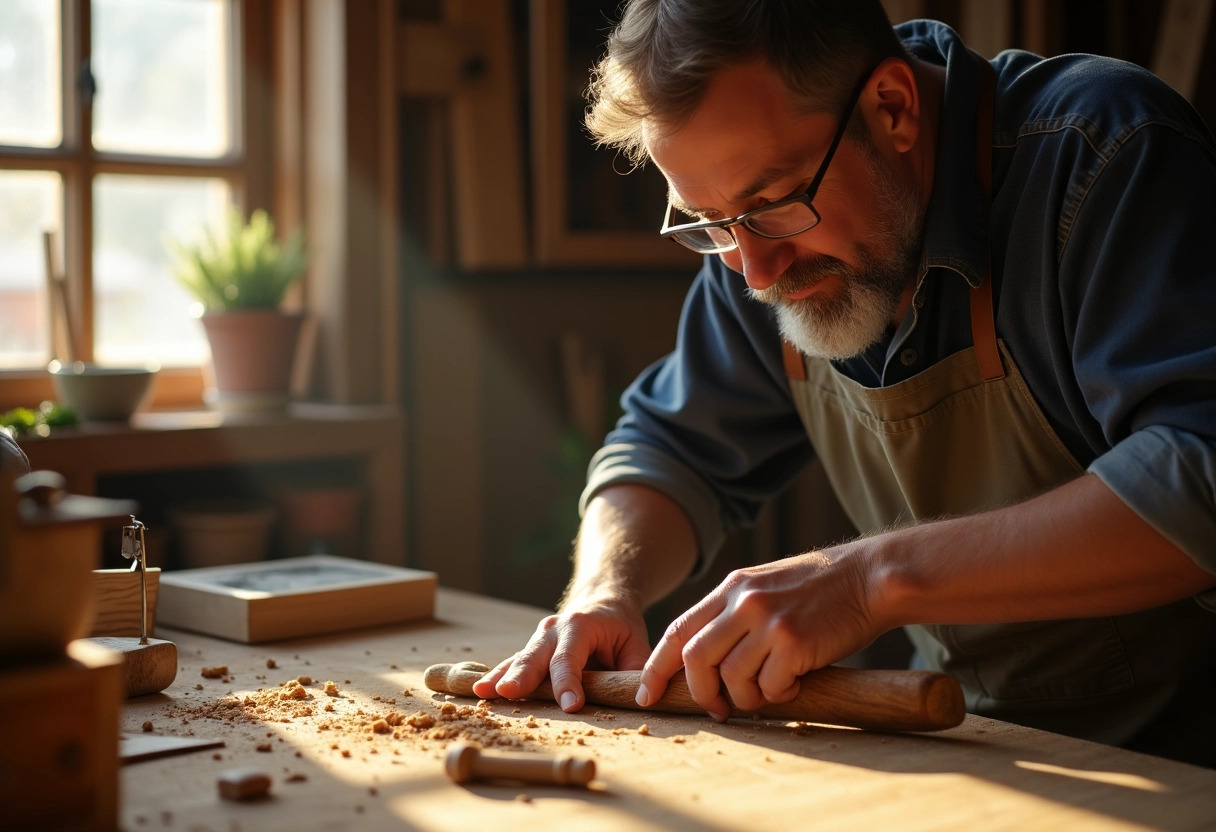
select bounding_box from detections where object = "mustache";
[747,254,854,305]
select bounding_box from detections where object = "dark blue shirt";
[583,21,1216,589]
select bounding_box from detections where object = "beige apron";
[781,66,1215,751]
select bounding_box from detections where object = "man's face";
[647,60,925,360]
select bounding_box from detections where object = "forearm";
[872,473,1216,630]
[563,483,700,612]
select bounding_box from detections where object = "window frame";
[0,0,272,411]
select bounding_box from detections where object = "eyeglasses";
[659,68,872,255]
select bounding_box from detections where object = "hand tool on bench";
[87,515,177,697]
[445,742,596,786]
[424,660,965,733]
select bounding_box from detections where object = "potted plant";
[168,208,308,413]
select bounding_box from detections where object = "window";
[0,0,269,408]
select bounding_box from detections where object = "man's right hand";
[470,595,652,711]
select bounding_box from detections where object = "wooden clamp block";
[85,637,177,698]
[90,567,160,638]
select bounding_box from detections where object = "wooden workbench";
[119,588,1216,831]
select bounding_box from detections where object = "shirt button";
[900,347,918,367]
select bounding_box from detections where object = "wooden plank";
[376,0,401,405]
[443,0,528,268]
[960,0,1014,59]
[1151,0,1214,101]
[1019,0,1060,57]
[881,0,926,24]
[300,0,395,404]
[90,568,161,638]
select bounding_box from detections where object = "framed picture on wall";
[529,0,700,268]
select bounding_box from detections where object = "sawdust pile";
[163,676,531,750]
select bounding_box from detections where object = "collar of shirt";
[836,20,992,387]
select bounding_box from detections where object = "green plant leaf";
[165,208,309,312]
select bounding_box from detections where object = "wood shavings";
[156,667,536,766]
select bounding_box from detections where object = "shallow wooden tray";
[157,554,436,643]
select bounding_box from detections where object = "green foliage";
[1,401,77,438]
[167,208,307,312]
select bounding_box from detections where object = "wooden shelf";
[16,404,406,566]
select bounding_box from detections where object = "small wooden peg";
[444,742,595,786]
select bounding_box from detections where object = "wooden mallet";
[445,741,595,786]
[425,660,965,733]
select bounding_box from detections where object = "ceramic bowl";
[48,361,158,422]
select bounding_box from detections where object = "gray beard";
[746,140,924,361]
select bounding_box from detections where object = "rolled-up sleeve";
[1060,118,1216,606]
[580,256,813,574]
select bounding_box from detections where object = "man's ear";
[865,57,920,153]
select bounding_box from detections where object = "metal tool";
[87,513,178,697]
[120,515,149,644]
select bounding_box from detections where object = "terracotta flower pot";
[201,310,304,413]
[168,500,278,569]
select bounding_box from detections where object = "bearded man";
[475,0,1216,766]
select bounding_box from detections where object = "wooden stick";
[42,230,79,362]
[444,741,595,786]
[424,660,965,733]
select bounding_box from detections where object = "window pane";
[0,171,61,368]
[0,0,62,148]
[93,174,228,366]
[92,0,231,158]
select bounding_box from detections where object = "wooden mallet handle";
[445,741,595,786]
[424,661,964,733]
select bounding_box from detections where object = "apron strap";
[971,61,1005,381]
[783,339,807,380]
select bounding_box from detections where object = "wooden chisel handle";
[424,661,964,732]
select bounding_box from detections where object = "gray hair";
[585,0,911,165]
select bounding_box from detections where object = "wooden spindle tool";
[425,660,965,733]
